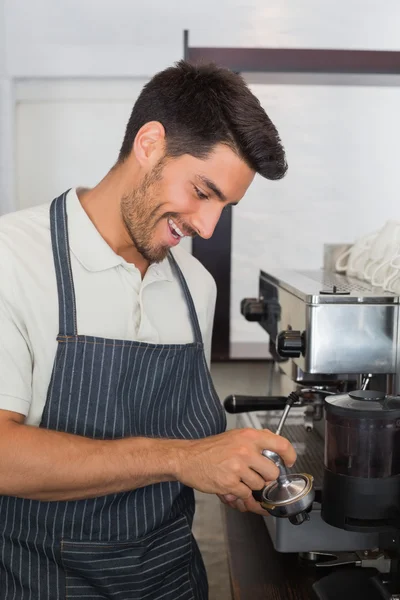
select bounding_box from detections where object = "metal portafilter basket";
[258,450,314,525]
[254,392,315,525]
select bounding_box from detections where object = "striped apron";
[0,191,226,599]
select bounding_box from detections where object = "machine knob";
[277,330,304,358]
[240,297,268,322]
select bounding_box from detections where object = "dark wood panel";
[187,46,400,75]
[192,206,232,361]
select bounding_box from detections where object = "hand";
[218,492,271,516]
[175,427,296,500]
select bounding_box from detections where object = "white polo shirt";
[0,189,217,427]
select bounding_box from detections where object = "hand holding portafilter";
[255,392,315,525]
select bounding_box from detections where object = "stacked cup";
[363,221,400,287]
[335,220,400,291]
[383,254,400,294]
[335,232,378,280]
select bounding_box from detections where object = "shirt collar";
[66,188,173,282]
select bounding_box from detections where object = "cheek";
[161,180,196,214]
[153,219,167,239]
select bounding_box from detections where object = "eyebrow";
[197,175,227,202]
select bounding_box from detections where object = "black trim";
[185,40,400,76]
[183,29,189,61]
[192,206,232,361]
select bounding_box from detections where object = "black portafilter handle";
[223,395,288,414]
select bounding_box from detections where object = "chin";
[141,244,170,264]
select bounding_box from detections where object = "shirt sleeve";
[203,277,217,369]
[0,285,32,417]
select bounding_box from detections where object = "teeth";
[168,218,184,238]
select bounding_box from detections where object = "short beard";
[121,159,170,264]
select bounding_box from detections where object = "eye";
[194,186,209,200]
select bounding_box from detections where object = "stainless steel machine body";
[259,269,399,378]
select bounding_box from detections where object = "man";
[0,61,295,599]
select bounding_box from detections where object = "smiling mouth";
[168,218,185,240]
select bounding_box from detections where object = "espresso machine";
[225,255,400,598]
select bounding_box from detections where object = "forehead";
[167,144,255,201]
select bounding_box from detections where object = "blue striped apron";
[0,191,226,599]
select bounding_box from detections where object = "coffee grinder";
[311,389,400,599]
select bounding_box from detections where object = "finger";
[231,499,247,513]
[257,432,297,468]
[244,494,270,515]
[223,494,238,503]
[250,454,281,481]
[276,435,297,467]
[217,494,228,505]
[245,497,270,515]
[231,482,253,501]
[225,499,242,511]
[240,469,267,492]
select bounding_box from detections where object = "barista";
[0,60,294,599]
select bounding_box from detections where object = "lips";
[168,218,184,239]
[166,219,182,246]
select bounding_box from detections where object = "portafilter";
[255,392,315,525]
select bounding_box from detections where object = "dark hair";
[118,60,287,180]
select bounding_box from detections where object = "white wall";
[15,80,147,208]
[4,0,400,80]
[0,0,15,214]
[3,0,400,357]
[0,0,5,76]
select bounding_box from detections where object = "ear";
[132,121,166,168]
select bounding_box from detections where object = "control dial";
[241,297,268,322]
[277,330,305,358]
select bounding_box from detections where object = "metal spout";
[289,511,310,526]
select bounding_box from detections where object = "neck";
[77,165,150,277]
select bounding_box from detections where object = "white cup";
[335,232,377,279]
[370,240,400,287]
[383,254,400,294]
[363,220,400,282]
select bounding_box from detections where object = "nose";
[191,205,223,240]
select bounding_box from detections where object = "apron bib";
[0,191,226,599]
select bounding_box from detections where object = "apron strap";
[168,252,204,345]
[50,191,78,337]
[49,191,204,343]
